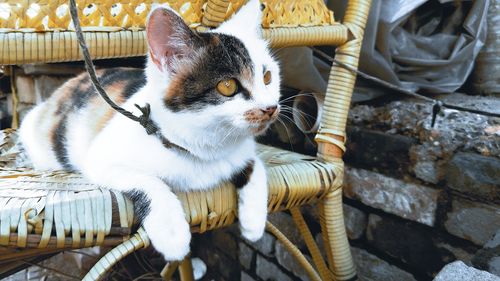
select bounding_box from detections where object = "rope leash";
[68,0,188,153]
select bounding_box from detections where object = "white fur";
[20,0,278,261]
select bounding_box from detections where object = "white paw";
[241,224,265,242]
[239,211,266,242]
[143,211,191,261]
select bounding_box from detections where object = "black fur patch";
[71,68,145,110]
[52,116,73,170]
[230,160,255,189]
[164,32,254,112]
[51,68,146,169]
[123,189,151,226]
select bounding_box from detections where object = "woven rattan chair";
[0,0,372,280]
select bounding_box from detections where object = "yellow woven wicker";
[0,0,348,64]
[0,0,373,280]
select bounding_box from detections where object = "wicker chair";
[0,0,372,280]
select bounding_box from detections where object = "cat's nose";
[261,106,278,117]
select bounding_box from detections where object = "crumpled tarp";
[328,0,489,93]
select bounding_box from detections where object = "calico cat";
[19,0,280,261]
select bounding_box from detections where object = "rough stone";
[434,242,476,266]
[3,251,99,281]
[203,250,241,281]
[486,231,500,248]
[34,75,67,102]
[256,254,293,281]
[15,75,36,104]
[433,261,500,281]
[472,232,500,277]
[345,126,416,175]
[351,247,417,281]
[303,203,367,240]
[444,199,500,246]
[249,231,276,257]
[348,95,500,158]
[366,214,447,275]
[275,241,312,281]
[213,229,238,259]
[268,212,304,248]
[239,242,254,270]
[344,167,441,226]
[343,204,367,240]
[241,271,256,281]
[490,257,500,277]
[446,152,500,202]
[409,143,446,184]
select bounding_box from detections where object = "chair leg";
[82,228,150,281]
[319,188,356,281]
[178,257,195,281]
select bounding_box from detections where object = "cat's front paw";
[143,207,191,261]
[240,222,265,242]
[239,208,266,242]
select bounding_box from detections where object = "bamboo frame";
[0,0,372,280]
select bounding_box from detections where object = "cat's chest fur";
[85,116,256,191]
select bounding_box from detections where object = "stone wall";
[195,94,500,281]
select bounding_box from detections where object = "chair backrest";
[0,0,334,31]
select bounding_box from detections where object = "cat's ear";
[146,6,199,71]
[216,0,262,36]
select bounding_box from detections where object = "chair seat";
[0,127,340,271]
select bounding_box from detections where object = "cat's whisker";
[275,117,294,150]
[280,104,318,121]
[279,92,315,103]
[278,112,316,135]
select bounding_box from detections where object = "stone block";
[433,261,499,281]
[241,271,256,281]
[444,199,500,246]
[34,75,67,102]
[351,247,417,281]
[213,229,238,259]
[248,231,276,257]
[15,75,36,104]
[472,231,500,277]
[473,246,500,277]
[344,167,441,226]
[446,152,500,202]
[239,242,254,270]
[343,204,367,240]
[256,254,293,281]
[366,214,447,275]
[268,212,304,248]
[486,231,500,249]
[434,242,476,266]
[203,250,241,281]
[409,143,446,184]
[345,126,416,175]
[304,203,367,240]
[275,241,312,281]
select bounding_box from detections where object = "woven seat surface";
[0,129,339,266]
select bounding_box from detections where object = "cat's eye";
[263,70,272,85]
[217,78,238,96]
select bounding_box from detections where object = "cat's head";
[145,0,280,139]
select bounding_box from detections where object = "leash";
[68,0,189,154]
